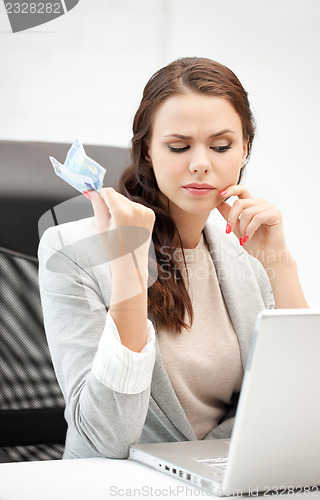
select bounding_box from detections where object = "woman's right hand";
[86,187,156,289]
[87,187,155,236]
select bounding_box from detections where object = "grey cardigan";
[38,216,274,459]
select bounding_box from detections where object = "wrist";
[265,262,296,284]
[258,246,295,267]
[110,253,149,305]
[262,252,296,281]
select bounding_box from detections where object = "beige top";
[157,232,243,439]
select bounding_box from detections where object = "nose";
[189,147,211,175]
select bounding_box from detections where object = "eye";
[168,145,190,153]
[212,143,232,153]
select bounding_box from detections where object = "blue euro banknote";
[49,139,106,193]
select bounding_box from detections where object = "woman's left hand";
[216,184,289,265]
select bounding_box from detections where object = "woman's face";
[147,91,248,223]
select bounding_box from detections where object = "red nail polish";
[240,235,249,246]
[219,189,228,196]
[83,191,92,200]
[226,223,232,234]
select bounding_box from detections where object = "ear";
[145,145,152,163]
[241,138,249,166]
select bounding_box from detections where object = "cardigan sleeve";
[91,310,156,394]
[38,222,156,458]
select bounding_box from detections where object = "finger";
[238,203,273,238]
[219,184,253,200]
[217,199,265,238]
[98,188,114,215]
[99,187,135,223]
[244,208,282,240]
[97,187,130,224]
[88,190,112,231]
[99,187,141,256]
[216,201,243,237]
[228,200,268,235]
[215,201,232,222]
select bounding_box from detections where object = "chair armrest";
[0,407,67,447]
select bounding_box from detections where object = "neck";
[161,198,210,249]
[173,212,208,249]
[176,231,203,249]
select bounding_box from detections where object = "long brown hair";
[117,57,256,333]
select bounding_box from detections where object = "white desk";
[0,458,202,500]
[1,458,319,500]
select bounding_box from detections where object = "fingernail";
[226,223,232,234]
[239,234,249,246]
[219,189,228,196]
[83,191,92,200]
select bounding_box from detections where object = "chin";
[177,206,213,219]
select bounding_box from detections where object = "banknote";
[49,139,106,193]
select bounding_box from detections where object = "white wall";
[1,0,319,304]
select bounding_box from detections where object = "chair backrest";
[0,247,67,459]
[0,140,130,461]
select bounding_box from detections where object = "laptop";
[129,309,320,496]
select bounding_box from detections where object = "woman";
[38,57,308,459]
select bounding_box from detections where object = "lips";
[182,184,215,196]
[182,184,215,190]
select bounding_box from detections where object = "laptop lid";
[223,308,320,493]
[130,309,320,495]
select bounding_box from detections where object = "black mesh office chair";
[0,140,130,462]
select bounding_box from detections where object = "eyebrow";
[164,129,236,139]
